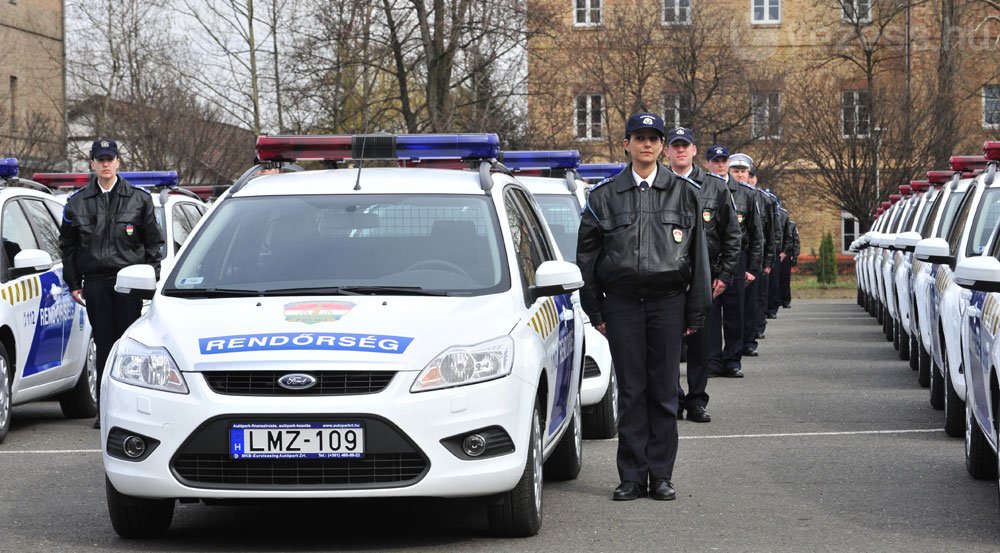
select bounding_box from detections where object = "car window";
[936,189,967,240]
[899,200,919,233]
[181,203,205,227]
[504,188,554,303]
[914,193,936,235]
[20,198,61,262]
[967,188,1000,257]
[1,200,40,275]
[171,203,195,252]
[166,194,509,295]
[946,188,976,255]
[920,190,946,238]
[533,195,581,263]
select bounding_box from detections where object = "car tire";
[0,343,11,444]
[59,337,98,419]
[908,334,919,370]
[583,364,618,439]
[944,362,965,438]
[898,326,910,361]
[892,319,902,352]
[545,392,582,481]
[488,402,543,538]
[966,399,997,479]
[930,361,944,410]
[917,340,931,388]
[106,476,174,538]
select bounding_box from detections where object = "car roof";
[234,167,511,197]
[516,176,578,196]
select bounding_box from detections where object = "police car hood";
[131,295,520,372]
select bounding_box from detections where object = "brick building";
[526,0,1000,260]
[0,0,66,172]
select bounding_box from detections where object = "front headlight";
[411,336,514,393]
[110,338,188,394]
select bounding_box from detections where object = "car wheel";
[106,476,174,538]
[909,334,919,370]
[59,337,98,419]
[917,340,931,388]
[966,399,997,479]
[944,362,965,438]
[583,363,618,439]
[488,401,543,537]
[898,326,909,361]
[545,392,582,481]
[930,361,944,410]
[892,318,901,350]
[0,343,11,444]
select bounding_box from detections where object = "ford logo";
[277,373,317,390]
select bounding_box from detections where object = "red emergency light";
[876,207,885,216]
[899,184,912,195]
[927,170,956,184]
[984,140,1000,161]
[889,194,903,204]
[881,201,891,209]
[950,155,987,172]
[909,180,930,192]
[32,173,90,188]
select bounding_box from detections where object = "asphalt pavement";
[1,299,997,552]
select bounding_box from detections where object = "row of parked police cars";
[852,140,1000,506]
[1,134,625,539]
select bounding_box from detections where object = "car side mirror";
[11,249,53,278]
[529,260,583,300]
[913,238,954,266]
[955,256,1000,292]
[115,264,157,300]
[894,231,922,253]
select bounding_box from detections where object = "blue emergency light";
[120,171,179,187]
[500,150,580,171]
[256,134,501,162]
[0,158,18,179]
[578,163,625,180]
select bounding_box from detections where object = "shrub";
[816,231,837,284]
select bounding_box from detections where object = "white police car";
[0,159,96,442]
[501,151,617,439]
[894,181,936,369]
[100,134,585,538]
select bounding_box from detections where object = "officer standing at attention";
[766,197,790,321]
[663,128,740,422]
[737,156,774,358]
[577,113,710,501]
[705,149,763,378]
[780,218,800,308]
[59,139,164,429]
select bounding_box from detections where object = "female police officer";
[577,113,710,501]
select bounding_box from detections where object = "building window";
[752,92,781,139]
[574,0,601,26]
[842,213,858,253]
[984,84,1000,129]
[842,0,871,23]
[575,94,603,140]
[752,0,780,23]
[663,0,691,25]
[663,93,692,129]
[7,76,16,135]
[842,90,870,138]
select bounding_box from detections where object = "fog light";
[123,436,146,458]
[462,434,487,457]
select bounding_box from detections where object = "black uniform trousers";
[743,271,760,351]
[779,256,792,306]
[755,267,770,339]
[680,305,711,410]
[767,253,782,316]
[711,252,746,372]
[84,277,143,402]
[604,291,685,484]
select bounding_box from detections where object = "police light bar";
[877,207,885,216]
[910,180,930,192]
[927,170,955,184]
[881,201,891,209]
[0,158,18,179]
[33,171,178,188]
[950,155,987,172]
[500,150,580,171]
[578,163,626,180]
[889,194,902,204]
[899,185,912,195]
[255,134,501,162]
[31,173,89,187]
[984,141,1000,161]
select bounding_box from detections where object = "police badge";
[672,229,683,243]
[703,210,712,222]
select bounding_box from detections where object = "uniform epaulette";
[738,181,754,190]
[591,177,612,191]
[130,184,152,194]
[67,186,85,199]
[679,176,701,190]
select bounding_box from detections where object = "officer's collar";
[82,174,133,198]
[616,162,671,192]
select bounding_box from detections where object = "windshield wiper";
[338,286,451,296]
[162,287,263,298]
[256,286,364,296]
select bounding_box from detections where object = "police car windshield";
[163,194,510,297]
[532,195,581,263]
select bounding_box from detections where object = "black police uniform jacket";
[788,220,801,265]
[727,179,765,275]
[755,188,777,270]
[680,166,741,286]
[58,175,165,291]
[576,163,711,330]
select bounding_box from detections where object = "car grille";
[170,416,429,490]
[203,371,395,396]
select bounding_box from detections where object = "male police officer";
[737,156,774,357]
[578,113,710,501]
[664,128,740,422]
[767,202,791,319]
[59,139,164,428]
[706,149,763,377]
[781,219,800,308]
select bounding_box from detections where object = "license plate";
[230,422,364,459]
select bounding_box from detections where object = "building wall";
[0,0,66,168]
[527,0,1000,265]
